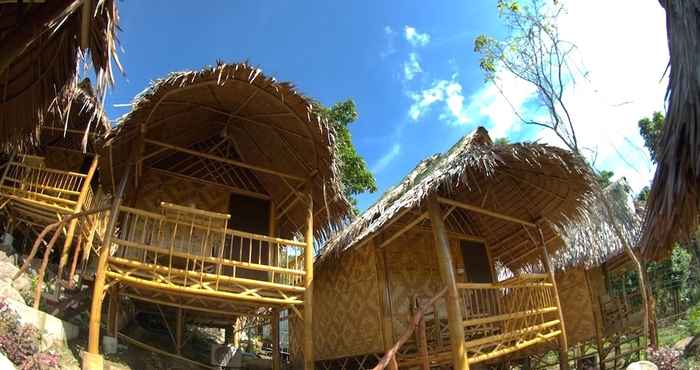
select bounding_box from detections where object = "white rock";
[4,298,78,350]
[0,352,16,369]
[0,280,25,304]
[626,361,658,370]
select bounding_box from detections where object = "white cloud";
[403,52,423,81]
[408,72,534,134]
[380,26,397,58]
[404,0,665,193]
[372,143,401,174]
[404,26,431,47]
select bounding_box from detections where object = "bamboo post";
[417,301,430,370]
[176,308,184,355]
[107,285,120,337]
[272,308,281,370]
[303,189,314,370]
[58,155,99,287]
[426,196,468,370]
[584,269,606,370]
[537,227,569,370]
[84,162,130,370]
[269,201,281,370]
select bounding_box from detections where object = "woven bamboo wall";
[313,241,384,360]
[132,171,230,214]
[556,267,597,346]
[384,231,446,338]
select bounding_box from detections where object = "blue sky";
[104,0,669,211]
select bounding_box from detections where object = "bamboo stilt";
[58,155,99,287]
[303,189,314,370]
[427,196,469,370]
[538,228,568,370]
[85,161,130,366]
[272,308,281,370]
[176,308,184,355]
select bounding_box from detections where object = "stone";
[0,352,17,370]
[674,336,693,352]
[626,361,658,370]
[4,298,78,350]
[0,280,25,304]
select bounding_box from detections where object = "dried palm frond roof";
[0,0,120,152]
[320,127,597,271]
[102,62,351,239]
[36,78,111,154]
[641,0,700,260]
[551,179,639,271]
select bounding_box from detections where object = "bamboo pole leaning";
[373,286,449,370]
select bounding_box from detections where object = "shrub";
[688,304,700,335]
[0,298,59,369]
[0,324,40,365]
[19,351,60,370]
[647,346,682,370]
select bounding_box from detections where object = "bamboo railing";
[458,274,562,364]
[398,274,563,368]
[105,202,307,306]
[0,159,87,212]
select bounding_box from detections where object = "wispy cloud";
[380,26,397,58]
[372,143,401,174]
[403,52,422,81]
[404,26,431,47]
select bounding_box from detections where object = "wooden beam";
[427,197,469,370]
[145,139,305,182]
[437,196,536,228]
[150,167,270,200]
[379,212,428,248]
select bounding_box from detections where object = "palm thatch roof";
[551,179,640,271]
[102,62,351,239]
[641,0,700,259]
[320,127,596,271]
[37,78,111,154]
[0,0,120,152]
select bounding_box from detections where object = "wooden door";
[460,240,493,283]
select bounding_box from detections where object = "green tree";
[494,137,510,145]
[638,111,665,163]
[474,0,580,153]
[597,170,615,188]
[315,100,377,211]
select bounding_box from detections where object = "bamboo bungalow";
[83,63,350,370]
[0,0,119,151]
[0,79,111,289]
[293,127,596,370]
[542,180,649,370]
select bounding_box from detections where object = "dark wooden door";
[460,240,493,283]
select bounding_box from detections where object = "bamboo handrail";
[108,256,305,292]
[463,319,561,349]
[8,161,88,178]
[106,271,302,305]
[111,240,306,276]
[118,205,306,247]
[462,306,558,327]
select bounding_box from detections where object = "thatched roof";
[552,179,640,271]
[641,0,700,260]
[102,62,351,238]
[0,0,120,152]
[36,78,111,154]
[320,127,596,270]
